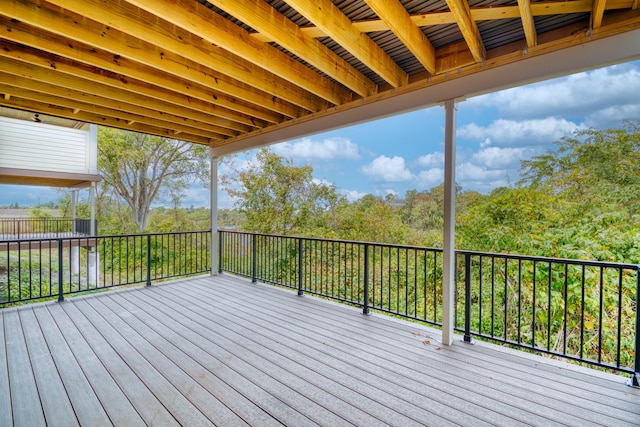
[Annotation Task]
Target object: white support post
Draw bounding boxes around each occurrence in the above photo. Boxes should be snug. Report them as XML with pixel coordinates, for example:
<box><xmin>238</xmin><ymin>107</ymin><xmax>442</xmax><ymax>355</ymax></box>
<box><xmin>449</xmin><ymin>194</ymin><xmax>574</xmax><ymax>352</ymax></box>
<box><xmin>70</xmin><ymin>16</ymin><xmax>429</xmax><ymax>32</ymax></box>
<box><xmin>89</xmin><ymin>183</ymin><xmax>96</xmax><ymax>236</ymax></box>
<box><xmin>210</xmin><ymin>150</ymin><xmax>219</xmax><ymax>275</ymax></box>
<box><xmin>442</xmin><ymin>99</ymin><xmax>457</xmax><ymax>345</ymax></box>
<box><xmin>71</xmin><ymin>190</ymin><xmax>78</xmax><ymax>234</ymax></box>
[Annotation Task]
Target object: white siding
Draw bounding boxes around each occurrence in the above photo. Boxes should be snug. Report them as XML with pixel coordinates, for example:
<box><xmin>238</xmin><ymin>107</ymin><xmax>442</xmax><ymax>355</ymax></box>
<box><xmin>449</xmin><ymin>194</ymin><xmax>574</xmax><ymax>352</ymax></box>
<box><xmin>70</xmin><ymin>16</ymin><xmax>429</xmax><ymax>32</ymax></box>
<box><xmin>0</xmin><ymin>116</ymin><xmax>95</xmax><ymax>174</ymax></box>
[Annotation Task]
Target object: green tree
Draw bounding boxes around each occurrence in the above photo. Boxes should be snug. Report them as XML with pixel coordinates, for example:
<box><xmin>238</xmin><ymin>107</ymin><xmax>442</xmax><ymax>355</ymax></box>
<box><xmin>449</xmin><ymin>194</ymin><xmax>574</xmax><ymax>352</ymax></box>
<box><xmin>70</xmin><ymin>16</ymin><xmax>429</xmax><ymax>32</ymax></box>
<box><xmin>98</xmin><ymin>128</ymin><xmax>209</xmax><ymax>232</ymax></box>
<box><xmin>223</xmin><ymin>148</ymin><xmax>344</xmax><ymax>235</ymax></box>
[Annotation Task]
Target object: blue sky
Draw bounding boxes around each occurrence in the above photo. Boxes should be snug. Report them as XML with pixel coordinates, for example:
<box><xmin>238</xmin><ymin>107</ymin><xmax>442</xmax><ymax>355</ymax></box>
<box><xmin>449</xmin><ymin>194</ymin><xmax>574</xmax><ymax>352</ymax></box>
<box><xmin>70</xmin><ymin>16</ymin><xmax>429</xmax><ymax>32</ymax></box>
<box><xmin>2</xmin><ymin>60</ymin><xmax>640</xmax><ymax>209</ymax></box>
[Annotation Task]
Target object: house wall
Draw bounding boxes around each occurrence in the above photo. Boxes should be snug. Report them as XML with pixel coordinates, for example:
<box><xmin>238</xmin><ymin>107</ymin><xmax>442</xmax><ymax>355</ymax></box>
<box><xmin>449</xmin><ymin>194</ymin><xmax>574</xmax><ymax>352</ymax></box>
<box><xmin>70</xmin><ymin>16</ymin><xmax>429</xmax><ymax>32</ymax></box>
<box><xmin>0</xmin><ymin>116</ymin><xmax>97</xmax><ymax>175</ymax></box>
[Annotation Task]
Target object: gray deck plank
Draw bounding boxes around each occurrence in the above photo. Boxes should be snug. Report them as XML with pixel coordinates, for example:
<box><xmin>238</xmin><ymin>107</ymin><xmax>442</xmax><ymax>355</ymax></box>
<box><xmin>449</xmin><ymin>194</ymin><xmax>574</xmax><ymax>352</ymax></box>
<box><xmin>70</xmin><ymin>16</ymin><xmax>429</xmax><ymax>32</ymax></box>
<box><xmin>43</xmin><ymin>303</ymin><xmax>146</xmax><ymax>427</ymax></box>
<box><xmin>3</xmin><ymin>309</ymin><xmax>46</xmax><ymax>427</ymax></box>
<box><xmin>69</xmin><ymin>298</ymin><xmax>214</xmax><ymax>427</ymax></box>
<box><xmin>84</xmin><ymin>295</ymin><xmax>253</xmax><ymax>427</ymax></box>
<box><xmin>256</xmin><ymin>278</ymin><xmax>640</xmax><ymax>417</ymax></box>
<box><xmin>17</xmin><ymin>308</ymin><xmax>80</xmax><ymax>427</ymax></box>
<box><xmin>178</xmin><ymin>278</ymin><xmax>578</xmax><ymax>427</ymax></box>
<box><xmin>196</xmin><ymin>275</ymin><xmax>640</xmax><ymax>426</ymax></box>
<box><xmin>239</xmin><ymin>276</ymin><xmax>640</xmax><ymax>425</ymax></box>
<box><xmin>120</xmin><ymin>288</ymin><xmax>434</xmax><ymax>427</ymax></box>
<box><xmin>31</xmin><ymin>304</ymin><xmax>123</xmax><ymax>426</ymax></box>
<box><xmin>104</xmin><ymin>292</ymin><xmax>294</xmax><ymax>427</ymax></box>
<box><xmin>0</xmin><ymin>312</ymin><xmax>14</xmax><ymax>427</ymax></box>
<box><xmin>53</xmin><ymin>301</ymin><xmax>180</xmax><ymax>426</ymax></box>
<box><xmin>116</xmin><ymin>289</ymin><xmax>340</xmax><ymax>427</ymax></box>
<box><xmin>158</xmin><ymin>281</ymin><xmax>498</xmax><ymax>427</ymax></box>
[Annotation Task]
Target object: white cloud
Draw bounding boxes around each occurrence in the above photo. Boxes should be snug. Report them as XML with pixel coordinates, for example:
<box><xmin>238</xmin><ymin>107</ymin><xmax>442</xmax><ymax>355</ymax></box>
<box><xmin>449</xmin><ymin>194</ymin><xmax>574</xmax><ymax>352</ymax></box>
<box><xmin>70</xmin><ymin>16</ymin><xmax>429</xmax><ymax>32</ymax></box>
<box><xmin>360</xmin><ymin>155</ymin><xmax>415</xmax><ymax>182</ymax></box>
<box><xmin>458</xmin><ymin>118</ymin><xmax>583</xmax><ymax>147</ymax></box>
<box><xmin>312</xmin><ymin>178</ymin><xmax>333</xmax><ymax>187</ymax></box>
<box><xmin>340</xmin><ymin>189</ymin><xmax>367</xmax><ymax>202</ymax></box>
<box><xmin>273</xmin><ymin>137</ymin><xmax>360</xmax><ymax>160</ymax></box>
<box><xmin>417</xmin><ymin>152</ymin><xmax>444</xmax><ymax>168</ymax></box>
<box><xmin>472</xmin><ymin>146</ymin><xmax>536</xmax><ymax>170</ymax></box>
<box><xmin>467</xmin><ymin>62</ymin><xmax>640</xmax><ymax>127</ymax></box>
<box><xmin>417</xmin><ymin>168</ymin><xmax>444</xmax><ymax>189</ymax></box>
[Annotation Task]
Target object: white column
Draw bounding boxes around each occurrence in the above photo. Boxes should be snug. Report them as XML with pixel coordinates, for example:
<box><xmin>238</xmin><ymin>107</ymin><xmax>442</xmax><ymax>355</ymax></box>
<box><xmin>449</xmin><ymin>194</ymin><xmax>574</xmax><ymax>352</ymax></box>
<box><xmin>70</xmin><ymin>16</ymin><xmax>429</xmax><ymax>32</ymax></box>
<box><xmin>89</xmin><ymin>183</ymin><xmax>96</xmax><ymax>236</ymax></box>
<box><xmin>71</xmin><ymin>190</ymin><xmax>80</xmax><ymax>274</ymax></box>
<box><xmin>71</xmin><ymin>190</ymin><xmax>78</xmax><ymax>234</ymax></box>
<box><xmin>210</xmin><ymin>149</ymin><xmax>219</xmax><ymax>275</ymax></box>
<box><xmin>442</xmin><ymin>99</ymin><xmax>457</xmax><ymax>345</ymax></box>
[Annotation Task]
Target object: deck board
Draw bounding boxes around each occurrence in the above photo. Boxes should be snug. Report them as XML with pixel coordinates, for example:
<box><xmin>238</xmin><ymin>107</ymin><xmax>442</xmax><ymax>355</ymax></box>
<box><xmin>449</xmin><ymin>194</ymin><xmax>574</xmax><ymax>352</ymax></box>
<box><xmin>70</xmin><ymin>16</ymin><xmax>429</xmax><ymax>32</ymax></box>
<box><xmin>179</xmin><ymin>277</ymin><xmax>600</xmax><ymax>427</ymax></box>
<box><xmin>2</xmin><ymin>274</ymin><xmax>640</xmax><ymax>426</ymax></box>
<box><xmin>17</xmin><ymin>308</ymin><xmax>80</xmax><ymax>427</ymax></box>
<box><xmin>3</xmin><ymin>310</ymin><xmax>46</xmax><ymax>427</ymax></box>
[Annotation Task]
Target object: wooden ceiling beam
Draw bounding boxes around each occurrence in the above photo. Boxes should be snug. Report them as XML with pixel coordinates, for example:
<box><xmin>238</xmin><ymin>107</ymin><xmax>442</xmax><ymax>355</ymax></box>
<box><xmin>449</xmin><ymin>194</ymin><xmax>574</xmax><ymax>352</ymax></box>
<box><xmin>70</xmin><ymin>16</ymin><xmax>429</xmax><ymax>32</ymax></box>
<box><xmin>0</xmin><ymin>54</ymin><xmax>255</xmax><ymax>135</ymax></box>
<box><xmin>0</xmin><ymin>41</ymin><xmax>262</xmax><ymax>131</ymax></box>
<box><xmin>592</xmin><ymin>0</ymin><xmax>608</xmax><ymax>28</ymax></box>
<box><xmin>43</xmin><ymin>0</ymin><xmax>328</xmax><ymax>113</ymax></box>
<box><xmin>0</xmin><ymin>2</ymin><xmax>289</xmax><ymax>123</ymax></box>
<box><xmin>444</xmin><ymin>0</ymin><xmax>487</xmax><ymax>64</ymax></box>
<box><xmin>364</xmin><ymin>0</ymin><xmax>436</xmax><ymax>75</ymax></box>
<box><xmin>284</xmin><ymin>0</ymin><xmax>408</xmax><ymax>87</ymax></box>
<box><xmin>125</xmin><ymin>0</ymin><xmax>352</xmax><ymax>106</ymax></box>
<box><xmin>206</xmin><ymin>0</ymin><xmax>376</xmax><ymax>98</ymax></box>
<box><xmin>518</xmin><ymin>0</ymin><xmax>538</xmax><ymax>47</ymax></box>
<box><xmin>249</xmin><ymin>1</ymin><xmax>634</xmax><ymax>40</ymax></box>
<box><xmin>0</xmin><ymin>71</ymin><xmax>235</xmax><ymax>136</ymax></box>
<box><xmin>0</xmin><ymin>75</ymin><xmax>235</xmax><ymax>138</ymax></box>
<box><xmin>0</xmin><ymin>96</ymin><xmax>212</xmax><ymax>145</ymax></box>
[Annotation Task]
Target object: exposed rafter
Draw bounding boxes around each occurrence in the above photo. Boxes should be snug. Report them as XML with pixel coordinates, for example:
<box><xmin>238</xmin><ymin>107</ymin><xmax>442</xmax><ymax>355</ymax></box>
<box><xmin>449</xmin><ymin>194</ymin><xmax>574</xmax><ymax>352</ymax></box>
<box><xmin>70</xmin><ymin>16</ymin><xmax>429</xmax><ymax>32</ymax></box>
<box><xmin>125</xmin><ymin>0</ymin><xmax>352</xmax><ymax>105</ymax></box>
<box><xmin>283</xmin><ymin>0</ymin><xmax>408</xmax><ymax>88</ymax></box>
<box><xmin>0</xmin><ymin>13</ymin><xmax>289</xmax><ymax>124</ymax></box>
<box><xmin>44</xmin><ymin>0</ymin><xmax>329</xmax><ymax>113</ymax></box>
<box><xmin>518</xmin><ymin>0</ymin><xmax>538</xmax><ymax>47</ymax></box>
<box><xmin>207</xmin><ymin>0</ymin><xmax>377</xmax><ymax>98</ymax></box>
<box><xmin>445</xmin><ymin>0</ymin><xmax>486</xmax><ymax>64</ymax></box>
<box><xmin>592</xmin><ymin>0</ymin><xmax>608</xmax><ymax>28</ymax></box>
<box><xmin>364</xmin><ymin>0</ymin><xmax>436</xmax><ymax>75</ymax></box>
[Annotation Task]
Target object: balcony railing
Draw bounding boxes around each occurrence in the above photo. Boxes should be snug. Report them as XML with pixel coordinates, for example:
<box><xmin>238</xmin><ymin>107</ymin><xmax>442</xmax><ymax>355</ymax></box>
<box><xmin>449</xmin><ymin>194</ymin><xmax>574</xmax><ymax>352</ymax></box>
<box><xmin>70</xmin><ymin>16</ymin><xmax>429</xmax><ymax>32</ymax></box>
<box><xmin>0</xmin><ymin>230</ymin><xmax>210</xmax><ymax>305</ymax></box>
<box><xmin>0</xmin><ymin>217</ymin><xmax>98</xmax><ymax>239</ymax></box>
<box><xmin>218</xmin><ymin>230</ymin><xmax>640</xmax><ymax>382</ymax></box>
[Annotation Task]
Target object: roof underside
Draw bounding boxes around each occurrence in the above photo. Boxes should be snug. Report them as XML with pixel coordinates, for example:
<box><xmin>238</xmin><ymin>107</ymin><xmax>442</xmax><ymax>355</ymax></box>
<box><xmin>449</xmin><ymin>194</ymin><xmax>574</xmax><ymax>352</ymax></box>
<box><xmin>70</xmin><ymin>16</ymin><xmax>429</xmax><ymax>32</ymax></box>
<box><xmin>1</xmin><ymin>0</ymin><xmax>639</xmax><ymax>156</ymax></box>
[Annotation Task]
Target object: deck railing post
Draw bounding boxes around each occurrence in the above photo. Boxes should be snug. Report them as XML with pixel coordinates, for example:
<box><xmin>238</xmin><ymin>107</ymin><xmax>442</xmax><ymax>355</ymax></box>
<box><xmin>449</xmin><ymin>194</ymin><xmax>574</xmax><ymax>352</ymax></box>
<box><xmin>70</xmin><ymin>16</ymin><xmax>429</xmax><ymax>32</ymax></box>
<box><xmin>146</xmin><ymin>234</ymin><xmax>152</xmax><ymax>287</ymax></box>
<box><xmin>218</xmin><ymin>231</ymin><xmax>223</xmax><ymax>274</ymax></box>
<box><xmin>464</xmin><ymin>252</ymin><xmax>473</xmax><ymax>343</ymax></box>
<box><xmin>363</xmin><ymin>243</ymin><xmax>370</xmax><ymax>315</ymax></box>
<box><xmin>297</xmin><ymin>238</ymin><xmax>304</xmax><ymax>296</ymax></box>
<box><xmin>251</xmin><ymin>233</ymin><xmax>257</xmax><ymax>283</ymax></box>
<box><xmin>629</xmin><ymin>268</ymin><xmax>640</xmax><ymax>387</ymax></box>
<box><xmin>57</xmin><ymin>239</ymin><xmax>64</xmax><ymax>302</ymax></box>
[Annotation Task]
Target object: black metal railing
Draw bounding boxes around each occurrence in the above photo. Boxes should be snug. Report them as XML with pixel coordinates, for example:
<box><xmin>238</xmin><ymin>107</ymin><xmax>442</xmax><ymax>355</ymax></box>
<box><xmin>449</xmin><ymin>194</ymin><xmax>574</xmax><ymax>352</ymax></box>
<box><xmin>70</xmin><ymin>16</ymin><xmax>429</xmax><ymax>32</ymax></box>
<box><xmin>0</xmin><ymin>230</ymin><xmax>210</xmax><ymax>306</ymax></box>
<box><xmin>219</xmin><ymin>230</ymin><xmax>640</xmax><ymax>379</ymax></box>
<box><xmin>0</xmin><ymin>218</ymin><xmax>98</xmax><ymax>240</ymax></box>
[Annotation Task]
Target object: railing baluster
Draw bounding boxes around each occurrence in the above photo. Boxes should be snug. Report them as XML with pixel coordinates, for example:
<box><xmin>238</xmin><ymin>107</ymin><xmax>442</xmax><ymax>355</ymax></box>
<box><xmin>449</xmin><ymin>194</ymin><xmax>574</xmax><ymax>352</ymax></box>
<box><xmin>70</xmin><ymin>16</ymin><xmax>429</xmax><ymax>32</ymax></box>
<box><xmin>251</xmin><ymin>233</ymin><xmax>257</xmax><ymax>283</ymax></box>
<box><xmin>146</xmin><ymin>234</ymin><xmax>152</xmax><ymax>286</ymax></box>
<box><xmin>57</xmin><ymin>239</ymin><xmax>64</xmax><ymax>302</ymax></box>
<box><xmin>297</xmin><ymin>238</ymin><xmax>304</xmax><ymax>296</ymax></box>
<box><xmin>464</xmin><ymin>253</ymin><xmax>472</xmax><ymax>343</ymax></box>
<box><xmin>363</xmin><ymin>243</ymin><xmax>369</xmax><ymax>315</ymax></box>
<box><xmin>631</xmin><ymin>269</ymin><xmax>640</xmax><ymax>387</ymax></box>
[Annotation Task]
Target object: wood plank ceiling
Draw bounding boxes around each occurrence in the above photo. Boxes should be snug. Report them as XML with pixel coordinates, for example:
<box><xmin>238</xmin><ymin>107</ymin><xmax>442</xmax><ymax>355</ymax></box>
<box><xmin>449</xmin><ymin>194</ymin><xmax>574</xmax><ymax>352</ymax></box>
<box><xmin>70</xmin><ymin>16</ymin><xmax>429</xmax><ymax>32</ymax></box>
<box><xmin>1</xmin><ymin>0</ymin><xmax>639</xmax><ymax>153</ymax></box>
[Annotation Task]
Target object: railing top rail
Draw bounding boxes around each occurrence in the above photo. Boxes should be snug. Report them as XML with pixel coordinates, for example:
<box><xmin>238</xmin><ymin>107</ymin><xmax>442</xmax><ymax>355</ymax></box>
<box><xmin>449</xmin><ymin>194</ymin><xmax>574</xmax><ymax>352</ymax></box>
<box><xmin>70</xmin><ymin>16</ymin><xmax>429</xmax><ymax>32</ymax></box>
<box><xmin>0</xmin><ymin>229</ymin><xmax>210</xmax><ymax>243</ymax></box>
<box><xmin>456</xmin><ymin>248</ymin><xmax>639</xmax><ymax>270</ymax></box>
<box><xmin>217</xmin><ymin>229</ymin><xmax>444</xmax><ymax>253</ymax></box>
<box><xmin>219</xmin><ymin>229</ymin><xmax>639</xmax><ymax>271</ymax></box>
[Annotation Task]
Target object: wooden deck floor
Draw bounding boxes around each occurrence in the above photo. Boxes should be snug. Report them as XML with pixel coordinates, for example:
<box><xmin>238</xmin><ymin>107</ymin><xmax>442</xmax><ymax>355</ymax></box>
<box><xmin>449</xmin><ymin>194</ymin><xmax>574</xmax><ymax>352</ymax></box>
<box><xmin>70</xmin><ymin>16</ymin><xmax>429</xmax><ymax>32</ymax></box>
<box><xmin>1</xmin><ymin>274</ymin><xmax>639</xmax><ymax>426</ymax></box>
